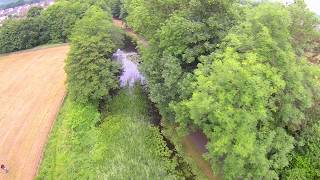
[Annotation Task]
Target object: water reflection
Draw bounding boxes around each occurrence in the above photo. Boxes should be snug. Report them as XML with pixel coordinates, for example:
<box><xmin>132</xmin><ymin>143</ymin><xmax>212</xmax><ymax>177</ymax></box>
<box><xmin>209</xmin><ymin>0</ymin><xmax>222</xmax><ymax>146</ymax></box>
<box><xmin>113</xmin><ymin>49</ymin><xmax>145</xmax><ymax>87</ymax></box>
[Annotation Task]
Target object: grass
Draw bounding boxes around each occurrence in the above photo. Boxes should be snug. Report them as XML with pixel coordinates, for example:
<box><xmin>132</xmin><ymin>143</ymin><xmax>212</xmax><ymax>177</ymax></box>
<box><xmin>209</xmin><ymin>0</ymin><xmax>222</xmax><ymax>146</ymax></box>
<box><xmin>94</xmin><ymin>86</ymin><xmax>178</xmax><ymax>179</ymax></box>
<box><xmin>37</xmin><ymin>86</ymin><xmax>181</xmax><ymax>179</ymax></box>
<box><xmin>37</xmin><ymin>98</ymin><xmax>100</xmax><ymax>179</ymax></box>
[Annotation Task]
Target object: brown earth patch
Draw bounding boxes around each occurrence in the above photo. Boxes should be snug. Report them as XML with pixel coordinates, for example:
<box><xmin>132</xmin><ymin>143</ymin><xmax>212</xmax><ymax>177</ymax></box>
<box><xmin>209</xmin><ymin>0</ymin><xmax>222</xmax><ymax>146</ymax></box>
<box><xmin>0</xmin><ymin>45</ymin><xmax>69</xmax><ymax>180</ymax></box>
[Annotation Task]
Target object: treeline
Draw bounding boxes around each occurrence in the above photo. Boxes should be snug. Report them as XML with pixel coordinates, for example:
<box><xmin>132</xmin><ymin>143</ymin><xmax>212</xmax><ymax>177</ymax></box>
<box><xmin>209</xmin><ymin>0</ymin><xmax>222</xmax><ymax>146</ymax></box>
<box><xmin>0</xmin><ymin>2</ymin><xmax>77</xmax><ymax>53</ymax></box>
<box><xmin>0</xmin><ymin>0</ymin><xmax>114</xmax><ymax>54</ymax></box>
<box><xmin>65</xmin><ymin>4</ymin><xmax>123</xmax><ymax>103</ymax></box>
<box><xmin>121</xmin><ymin>0</ymin><xmax>320</xmax><ymax>179</ymax></box>
<box><xmin>0</xmin><ymin>8</ymin><xmax>47</xmax><ymax>53</ymax></box>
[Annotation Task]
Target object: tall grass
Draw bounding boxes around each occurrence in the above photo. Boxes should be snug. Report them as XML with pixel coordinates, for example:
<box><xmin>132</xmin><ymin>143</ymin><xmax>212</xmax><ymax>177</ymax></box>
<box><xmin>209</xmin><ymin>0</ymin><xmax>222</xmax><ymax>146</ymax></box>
<box><xmin>37</xmin><ymin>98</ymin><xmax>100</xmax><ymax>179</ymax></box>
<box><xmin>93</xmin><ymin>86</ymin><xmax>178</xmax><ymax>179</ymax></box>
<box><xmin>37</xmin><ymin>86</ymin><xmax>180</xmax><ymax>179</ymax></box>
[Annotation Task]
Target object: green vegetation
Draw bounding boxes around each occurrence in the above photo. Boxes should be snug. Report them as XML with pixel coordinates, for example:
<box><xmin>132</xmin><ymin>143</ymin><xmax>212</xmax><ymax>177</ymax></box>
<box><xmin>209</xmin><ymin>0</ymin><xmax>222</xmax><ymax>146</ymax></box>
<box><xmin>37</xmin><ymin>98</ymin><xmax>100</xmax><ymax>179</ymax></box>
<box><xmin>65</xmin><ymin>6</ymin><xmax>123</xmax><ymax>103</ymax></box>
<box><xmin>288</xmin><ymin>0</ymin><xmax>320</xmax><ymax>56</ymax></box>
<box><xmin>38</xmin><ymin>2</ymin><xmax>191</xmax><ymax>178</ymax></box>
<box><xmin>174</xmin><ymin>4</ymin><xmax>319</xmax><ymax>179</ymax></box>
<box><xmin>0</xmin><ymin>0</ymin><xmax>98</xmax><ymax>54</ymax></box>
<box><xmin>139</xmin><ymin>0</ymin><xmax>240</xmax><ymax>121</ymax></box>
<box><xmin>93</xmin><ymin>87</ymin><xmax>179</xmax><ymax>178</ymax></box>
<box><xmin>285</xmin><ymin>121</ymin><xmax>320</xmax><ymax>179</ymax></box>
<box><xmin>38</xmin><ymin>87</ymin><xmax>184</xmax><ymax>179</ymax></box>
<box><xmin>110</xmin><ymin>0</ymin><xmax>126</xmax><ymax>19</ymax></box>
<box><xmin>41</xmin><ymin>1</ymin><xmax>87</xmax><ymax>43</ymax></box>
<box><xmin>0</xmin><ymin>6</ymin><xmax>49</xmax><ymax>53</ymax></box>
<box><xmin>6</xmin><ymin>0</ymin><xmax>318</xmax><ymax>179</ymax></box>
<box><xmin>124</xmin><ymin>0</ymin><xmax>186</xmax><ymax>38</ymax></box>
<box><xmin>122</xmin><ymin>0</ymin><xmax>320</xmax><ymax>179</ymax></box>
<box><xmin>27</xmin><ymin>6</ymin><xmax>43</xmax><ymax>17</ymax></box>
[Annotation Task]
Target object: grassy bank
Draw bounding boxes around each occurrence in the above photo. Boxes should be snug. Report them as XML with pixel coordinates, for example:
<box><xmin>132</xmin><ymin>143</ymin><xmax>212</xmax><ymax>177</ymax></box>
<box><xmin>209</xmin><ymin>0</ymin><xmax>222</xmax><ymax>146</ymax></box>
<box><xmin>161</xmin><ymin>120</ymin><xmax>214</xmax><ymax>180</ymax></box>
<box><xmin>37</xmin><ymin>86</ymin><xmax>183</xmax><ymax>179</ymax></box>
<box><xmin>37</xmin><ymin>98</ymin><xmax>100</xmax><ymax>179</ymax></box>
<box><xmin>94</xmin><ymin>86</ymin><xmax>179</xmax><ymax>179</ymax></box>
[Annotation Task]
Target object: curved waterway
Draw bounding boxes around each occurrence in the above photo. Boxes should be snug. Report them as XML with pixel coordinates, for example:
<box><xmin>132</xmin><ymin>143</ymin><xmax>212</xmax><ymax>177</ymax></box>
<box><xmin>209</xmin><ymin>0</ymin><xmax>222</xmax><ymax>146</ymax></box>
<box><xmin>112</xmin><ymin>49</ymin><xmax>195</xmax><ymax>179</ymax></box>
<box><xmin>113</xmin><ymin>49</ymin><xmax>145</xmax><ymax>87</ymax></box>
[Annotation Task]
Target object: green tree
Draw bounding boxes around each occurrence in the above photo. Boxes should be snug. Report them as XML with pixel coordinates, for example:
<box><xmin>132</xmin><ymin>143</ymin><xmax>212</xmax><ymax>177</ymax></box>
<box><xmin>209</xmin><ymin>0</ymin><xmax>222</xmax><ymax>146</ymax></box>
<box><xmin>284</xmin><ymin>121</ymin><xmax>320</xmax><ymax>179</ymax></box>
<box><xmin>27</xmin><ymin>6</ymin><xmax>43</xmax><ymax>18</ymax></box>
<box><xmin>174</xmin><ymin>3</ymin><xmax>319</xmax><ymax>179</ymax></box>
<box><xmin>42</xmin><ymin>1</ymin><xmax>88</xmax><ymax>43</ymax></box>
<box><xmin>141</xmin><ymin>0</ymin><xmax>240</xmax><ymax>121</ymax></box>
<box><xmin>288</xmin><ymin>0</ymin><xmax>320</xmax><ymax>57</ymax></box>
<box><xmin>65</xmin><ymin>6</ymin><xmax>123</xmax><ymax>103</ymax></box>
<box><xmin>0</xmin><ymin>0</ymin><xmax>92</xmax><ymax>54</ymax></box>
<box><xmin>124</xmin><ymin>0</ymin><xmax>187</xmax><ymax>38</ymax></box>
<box><xmin>0</xmin><ymin>15</ymin><xmax>49</xmax><ymax>53</ymax></box>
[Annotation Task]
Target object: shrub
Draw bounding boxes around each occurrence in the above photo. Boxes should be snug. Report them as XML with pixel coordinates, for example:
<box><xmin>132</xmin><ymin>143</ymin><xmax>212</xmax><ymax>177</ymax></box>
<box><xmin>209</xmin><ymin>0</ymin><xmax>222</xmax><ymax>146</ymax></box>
<box><xmin>65</xmin><ymin>6</ymin><xmax>124</xmax><ymax>103</ymax></box>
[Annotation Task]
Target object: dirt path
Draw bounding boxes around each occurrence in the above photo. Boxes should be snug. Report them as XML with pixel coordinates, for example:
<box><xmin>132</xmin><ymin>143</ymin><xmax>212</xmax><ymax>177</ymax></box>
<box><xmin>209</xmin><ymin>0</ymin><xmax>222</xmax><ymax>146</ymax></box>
<box><xmin>0</xmin><ymin>45</ymin><xmax>69</xmax><ymax>180</ymax></box>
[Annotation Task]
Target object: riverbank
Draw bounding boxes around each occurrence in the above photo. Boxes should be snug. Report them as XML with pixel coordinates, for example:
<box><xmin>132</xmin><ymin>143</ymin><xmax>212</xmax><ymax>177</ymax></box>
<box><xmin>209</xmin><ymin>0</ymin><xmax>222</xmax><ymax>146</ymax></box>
<box><xmin>113</xmin><ymin>18</ymin><xmax>217</xmax><ymax>179</ymax></box>
<box><xmin>38</xmin><ymin>86</ymin><xmax>194</xmax><ymax>179</ymax></box>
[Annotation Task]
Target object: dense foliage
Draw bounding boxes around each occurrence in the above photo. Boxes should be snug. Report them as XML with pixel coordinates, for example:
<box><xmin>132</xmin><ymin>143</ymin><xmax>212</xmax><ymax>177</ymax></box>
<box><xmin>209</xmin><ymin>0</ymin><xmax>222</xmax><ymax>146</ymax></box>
<box><xmin>65</xmin><ymin>6</ymin><xmax>123</xmax><ymax>103</ymax></box>
<box><xmin>37</xmin><ymin>2</ymin><xmax>187</xmax><ymax>177</ymax></box>
<box><xmin>0</xmin><ymin>0</ymin><xmax>91</xmax><ymax>53</ymax></box>
<box><xmin>124</xmin><ymin>0</ymin><xmax>188</xmax><ymax>38</ymax></box>
<box><xmin>41</xmin><ymin>1</ymin><xmax>88</xmax><ymax>43</ymax></box>
<box><xmin>109</xmin><ymin>0</ymin><xmax>126</xmax><ymax>19</ymax></box>
<box><xmin>27</xmin><ymin>6</ymin><xmax>43</xmax><ymax>17</ymax></box>
<box><xmin>139</xmin><ymin>0</ymin><xmax>240</xmax><ymax>120</ymax></box>
<box><xmin>123</xmin><ymin>0</ymin><xmax>320</xmax><ymax>179</ymax></box>
<box><xmin>174</xmin><ymin>4</ymin><xmax>319</xmax><ymax>178</ymax></box>
<box><xmin>6</xmin><ymin>0</ymin><xmax>319</xmax><ymax>179</ymax></box>
<box><xmin>285</xmin><ymin>121</ymin><xmax>320</xmax><ymax>179</ymax></box>
<box><xmin>0</xmin><ymin>16</ymin><xmax>48</xmax><ymax>53</ymax></box>
<box><xmin>288</xmin><ymin>0</ymin><xmax>320</xmax><ymax>57</ymax></box>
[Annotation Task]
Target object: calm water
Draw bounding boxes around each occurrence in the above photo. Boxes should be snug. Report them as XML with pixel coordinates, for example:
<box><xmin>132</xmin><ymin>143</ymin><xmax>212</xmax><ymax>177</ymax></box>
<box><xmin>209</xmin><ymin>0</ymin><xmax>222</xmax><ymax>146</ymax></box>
<box><xmin>113</xmin><ymin>49</ymin><xmax>145</xmax><ymax>87</ymax></box>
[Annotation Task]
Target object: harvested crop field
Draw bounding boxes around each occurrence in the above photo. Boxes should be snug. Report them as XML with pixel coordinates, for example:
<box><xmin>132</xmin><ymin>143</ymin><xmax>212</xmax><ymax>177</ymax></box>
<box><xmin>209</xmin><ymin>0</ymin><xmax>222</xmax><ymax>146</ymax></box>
<box><xmin>0</xmin><ymin>45</ymin><xmax>69</xmax><ymax>180</ymax></box>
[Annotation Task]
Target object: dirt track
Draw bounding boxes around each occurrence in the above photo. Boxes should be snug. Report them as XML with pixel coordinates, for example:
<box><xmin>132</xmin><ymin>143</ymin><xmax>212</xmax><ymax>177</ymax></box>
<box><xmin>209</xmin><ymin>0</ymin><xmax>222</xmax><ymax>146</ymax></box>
<box><xmin>0</xmin><ymin>45</ymin><xmax>69</xmax><ymax>180</ymax></box>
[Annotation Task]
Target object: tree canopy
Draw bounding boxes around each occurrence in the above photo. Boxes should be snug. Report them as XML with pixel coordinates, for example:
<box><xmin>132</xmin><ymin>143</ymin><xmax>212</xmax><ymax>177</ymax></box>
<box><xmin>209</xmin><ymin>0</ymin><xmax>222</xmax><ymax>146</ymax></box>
<box><xmin>0</xmin><ymin>0</ymin><xmax>91</xmax><ymax>53</ymax></box>
<box><xmin>139</xmin><ymin>0</ymin><xmax>241</xmax><ymax>121</ymax></box>
<box><xmin>65</xmin><ymin>6</ymin><xmax>123</xmax><ymax>103</ymax></box>
<box><xmin>124</xmin><ymin>0</ymin><xmax>320</xmax><ymax>179</ymax></box>
<box><xmin>174</xmin><ymin>2</ymin><xmax>320</xmax><ymax>179</ymax></box>
<box><xmin>1</xmin><ymin>0</ymin><xmax>319</xmax><ymax>179</ymax></box>
<box><xmin>0</xmin><ymin>15</ymin><xmax>48</xmax><ymax>53</ymax></box>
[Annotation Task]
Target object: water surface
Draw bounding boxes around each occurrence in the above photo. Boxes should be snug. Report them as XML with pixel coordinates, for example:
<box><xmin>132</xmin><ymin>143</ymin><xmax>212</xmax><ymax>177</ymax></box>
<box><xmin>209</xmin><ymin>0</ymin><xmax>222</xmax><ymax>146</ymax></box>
<box><xmin>113</xmin><ymin>49</ymin><xmax>145</xmax><ymax>87</ymax></box>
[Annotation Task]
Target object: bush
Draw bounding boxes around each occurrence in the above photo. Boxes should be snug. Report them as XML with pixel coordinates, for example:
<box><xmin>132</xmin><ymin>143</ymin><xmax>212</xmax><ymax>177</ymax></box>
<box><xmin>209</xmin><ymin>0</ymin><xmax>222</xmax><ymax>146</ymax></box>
<box><xmin>42</xmin><ymin>1</ymin><xmax>88</xmax><ymax>43</ymax></box>
<box><xmin>284</xmin><ymin>122</ymin><xmax>320</xmax><ymax>179</ymax></box>
<box><xmin>65</xmin><ymin>6</ymin><xmax>124</xmax><ymax>103</ymax></box>
<box><xmin>0</xmin><ymin>16</ymin><xmax>49</xmax><ymax>53</ymax></box>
